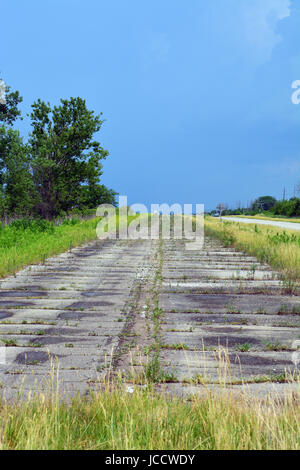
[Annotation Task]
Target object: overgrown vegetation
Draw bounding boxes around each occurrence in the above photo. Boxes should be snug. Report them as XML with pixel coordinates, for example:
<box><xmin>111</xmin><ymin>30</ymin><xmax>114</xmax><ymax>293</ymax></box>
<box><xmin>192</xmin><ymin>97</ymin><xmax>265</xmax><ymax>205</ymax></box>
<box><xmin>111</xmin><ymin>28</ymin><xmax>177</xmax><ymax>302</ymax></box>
<box><xmin>205</xmin><ymin>217</ymin><xmax>300</xmax><ymax>281</ymax></box>
<box><xmin>0</xmin><ymin>380</ymin><xmax>299</xmax><ymax>450</ymax></box>
<box><xmin>0</xmin><ymin>211</ymin><xmax>139</xmax><ymax>278</ymax></box>
<box><xmin>0</xmin><ymin>217</ymin><xmax>100</xmax><ymax>277</ymax></box>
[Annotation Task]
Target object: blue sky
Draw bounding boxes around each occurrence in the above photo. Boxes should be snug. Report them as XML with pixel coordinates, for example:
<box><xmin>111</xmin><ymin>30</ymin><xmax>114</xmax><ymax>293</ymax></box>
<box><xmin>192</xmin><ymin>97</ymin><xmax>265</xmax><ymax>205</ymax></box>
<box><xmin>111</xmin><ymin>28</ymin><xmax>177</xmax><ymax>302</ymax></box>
<box><xmin>1</xmin><ymin>0</ymin><xmax>299</xmax><ymax>211</ymax></box>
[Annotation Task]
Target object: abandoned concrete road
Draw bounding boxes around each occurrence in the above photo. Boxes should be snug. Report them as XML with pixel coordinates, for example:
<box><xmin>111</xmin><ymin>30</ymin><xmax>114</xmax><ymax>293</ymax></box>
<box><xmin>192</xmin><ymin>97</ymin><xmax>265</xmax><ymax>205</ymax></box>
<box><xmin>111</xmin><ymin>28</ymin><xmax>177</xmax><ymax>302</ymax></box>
<box><xmin>0</xmin><ymin>235</ymin><xmax>300</xmax><ymax>400</ymax></box>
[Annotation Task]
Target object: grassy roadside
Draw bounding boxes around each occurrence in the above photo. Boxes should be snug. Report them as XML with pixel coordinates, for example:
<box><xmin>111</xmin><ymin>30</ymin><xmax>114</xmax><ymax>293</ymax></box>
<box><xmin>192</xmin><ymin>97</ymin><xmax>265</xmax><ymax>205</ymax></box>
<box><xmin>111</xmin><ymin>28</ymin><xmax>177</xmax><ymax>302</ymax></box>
<box><xmin>225</xmin><ymin>214</ymin><xmax>300</xmax><ymax>224</ymax></box>
<box><xmin>205</xmin><ymin>216</ymin><xmax>300</xmax><ymax>281</ymax></box>
<box><xmin>0</xmin><ymin>214</ymin><xmax>140</xmax><ymax>278</ymax></box>
<box><xmin>0</xmin><ymin>381</ymin><xmax>299</xmax><ymax>450</ymax></box>
<box><xmin>0</xmin><ymin>218</ymin><xmax>101</xmax><ymax>278</ymax></box>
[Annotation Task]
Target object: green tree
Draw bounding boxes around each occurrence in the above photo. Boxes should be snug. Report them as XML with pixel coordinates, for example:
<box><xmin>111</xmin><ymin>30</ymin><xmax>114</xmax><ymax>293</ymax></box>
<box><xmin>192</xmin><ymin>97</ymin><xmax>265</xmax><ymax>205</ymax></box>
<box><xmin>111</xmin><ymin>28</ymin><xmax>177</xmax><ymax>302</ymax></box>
<box><xmin>0</xmin><ymin>81</ymin><xmax>115</xmax><ymax>220</ymax></box>
<box><xmin>78</xmin><ymin>184</ymin><xmax>118</xmax><ymax>209</ymax></box>
<box><xmin>0</xmin><ymin>128</ymin><xmax>34</xmax><ymax>218</ymax></box>
<box><xmin>0</xmin><ymin>79</ymin><xmax>32</xmax><ymax>218</ymax></box>
<box><xmin>29</xmin><ymin>97</ymin><xmax>109</xmax><ymax>219</ymax></box>
<box><xmin>273</xmin><ymin>198</ymin><xmax>300</xmax><ymax>217</ymax></box>
<box><xmin>252</xmin><ymin>196</ymin><xmax>277</xmax><ymax>212</ymax></box>
<box><xmin>0</xmin><ymin>79</ymin><xmax>23</xmax><ymax>125</ymax></box>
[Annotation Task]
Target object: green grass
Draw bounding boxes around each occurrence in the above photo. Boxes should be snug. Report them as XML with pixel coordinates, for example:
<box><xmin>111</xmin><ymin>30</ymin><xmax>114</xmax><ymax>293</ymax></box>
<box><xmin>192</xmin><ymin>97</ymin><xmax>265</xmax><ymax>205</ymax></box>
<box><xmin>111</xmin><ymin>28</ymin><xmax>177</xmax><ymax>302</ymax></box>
<box><xmin>235</xmin><ymin>343</ymin><xmax>251</xmax><ymax>352</ymax></box>
<box><xmin>1</xmin><ymin>215</ymin><xmax>300</xmax><ymax>449</ymax></box>
<box><xmin>0</xmin><ymin>217</ymin><xmax>100</xmax><ymax>278</ymax></box>
<box><xmin>0</xmin><ymin>382</ymin><xmax>299</xmax><ymax>450</ymax></box>
<box><xmin>161</xmin><ymin>343</ymin><xmax>189</xmax><ymax>350</ymax></box>
<box><xmin>205</xmin><ymin>216</ymin><xmax>300</xmax><ymax>281</ymax></box>
<box><xmin>0</xmin><ymin>214</ymin><xmax>138</xmax><ymax>278</ymax></box>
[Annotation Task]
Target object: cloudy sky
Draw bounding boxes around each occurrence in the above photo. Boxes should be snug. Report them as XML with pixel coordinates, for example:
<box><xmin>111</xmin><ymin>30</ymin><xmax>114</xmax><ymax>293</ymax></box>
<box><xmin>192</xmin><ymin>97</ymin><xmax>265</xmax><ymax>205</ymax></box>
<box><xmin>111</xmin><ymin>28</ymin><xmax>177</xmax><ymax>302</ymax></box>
<box><xmin>1</xmin><ymin>0</ymin><xmax>300</xmax><ymax>210</ymax></box>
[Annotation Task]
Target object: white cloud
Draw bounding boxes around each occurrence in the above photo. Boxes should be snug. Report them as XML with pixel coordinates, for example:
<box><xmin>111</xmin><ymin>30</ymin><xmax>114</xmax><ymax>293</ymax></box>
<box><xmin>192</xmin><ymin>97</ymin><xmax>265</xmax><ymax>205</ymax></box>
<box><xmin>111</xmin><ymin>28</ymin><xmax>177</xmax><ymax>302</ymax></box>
<box><xmin>241</xmin><ymin>0</ymin><xmax>291</xmax><ymax>64</ymax></box>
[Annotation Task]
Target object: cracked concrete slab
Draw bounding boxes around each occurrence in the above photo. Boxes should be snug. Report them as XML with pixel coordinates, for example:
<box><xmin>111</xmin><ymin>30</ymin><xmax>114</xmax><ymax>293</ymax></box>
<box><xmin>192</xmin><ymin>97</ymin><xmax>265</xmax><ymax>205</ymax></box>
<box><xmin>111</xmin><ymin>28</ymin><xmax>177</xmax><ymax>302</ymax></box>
<box><xmin>159</xmin><ymin>237</ymin><xmax>300</xmax><ymax>394</ymax></box>
<box><xmin>0</xmin><ymin>238</ymin><xmax>155</xmax><ymax>399</ymax></box>
<box><xmin>0</xmin><ymin>232</ymin><xmax>299</xmax><ymax>402</ymax></box>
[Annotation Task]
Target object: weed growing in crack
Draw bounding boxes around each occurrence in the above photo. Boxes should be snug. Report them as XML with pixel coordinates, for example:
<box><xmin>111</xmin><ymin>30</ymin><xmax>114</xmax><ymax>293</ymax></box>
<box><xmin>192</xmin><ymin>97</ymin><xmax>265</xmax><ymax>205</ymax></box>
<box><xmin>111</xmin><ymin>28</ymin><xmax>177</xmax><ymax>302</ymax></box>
<box><xmin>235</xmin><ymin>343</ymin><xmax>251</xmax><ymax>352</ymax></box>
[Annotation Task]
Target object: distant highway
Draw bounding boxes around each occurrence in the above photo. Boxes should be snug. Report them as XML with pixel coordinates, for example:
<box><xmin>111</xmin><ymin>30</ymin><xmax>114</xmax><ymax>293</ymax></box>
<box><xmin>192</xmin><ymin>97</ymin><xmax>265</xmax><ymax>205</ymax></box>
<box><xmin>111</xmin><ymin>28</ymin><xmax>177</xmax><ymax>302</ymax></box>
<box><xmin>222</xmin><ymin>217</ymin><xmax>300</xmax><ymax>231</ymax></box>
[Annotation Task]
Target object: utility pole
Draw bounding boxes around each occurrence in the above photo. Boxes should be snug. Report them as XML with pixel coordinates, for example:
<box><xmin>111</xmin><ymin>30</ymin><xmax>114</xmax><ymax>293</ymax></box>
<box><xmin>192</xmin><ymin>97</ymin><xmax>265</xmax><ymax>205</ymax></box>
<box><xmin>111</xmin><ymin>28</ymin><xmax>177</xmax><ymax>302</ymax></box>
<box><xmin>216</xmin><ymin>203</ymin><xmax>228</xmax><ymax>221</ymax></box>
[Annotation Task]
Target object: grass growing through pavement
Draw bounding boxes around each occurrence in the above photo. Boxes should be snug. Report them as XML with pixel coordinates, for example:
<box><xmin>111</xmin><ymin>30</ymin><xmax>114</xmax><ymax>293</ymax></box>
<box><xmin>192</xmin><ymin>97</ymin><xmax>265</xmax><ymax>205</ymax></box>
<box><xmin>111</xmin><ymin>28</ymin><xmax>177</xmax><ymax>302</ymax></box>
<box><xmin>1</xmin><ymin>215</ymin><xmax>300</xmax><ymax>449</ymax></box>
<box><xmin>205</xmin><ymin>216</ymin><xmax>300</xmax><ymax>281</ymax></box>
<box><xmin>0</xmin><ymin>381</ymin><xmax>299</xmax><ymax>450</ymax></box>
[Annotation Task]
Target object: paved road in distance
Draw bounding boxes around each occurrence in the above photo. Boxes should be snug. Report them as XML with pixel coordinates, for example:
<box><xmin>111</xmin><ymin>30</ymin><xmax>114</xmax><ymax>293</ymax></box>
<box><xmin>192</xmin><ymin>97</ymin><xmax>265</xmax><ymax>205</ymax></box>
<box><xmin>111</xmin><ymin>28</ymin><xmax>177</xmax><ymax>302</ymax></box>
<box><xmin>223</xmin><ymin>217</ymin><xmax>300</xmax><ymax>231</ymax></box>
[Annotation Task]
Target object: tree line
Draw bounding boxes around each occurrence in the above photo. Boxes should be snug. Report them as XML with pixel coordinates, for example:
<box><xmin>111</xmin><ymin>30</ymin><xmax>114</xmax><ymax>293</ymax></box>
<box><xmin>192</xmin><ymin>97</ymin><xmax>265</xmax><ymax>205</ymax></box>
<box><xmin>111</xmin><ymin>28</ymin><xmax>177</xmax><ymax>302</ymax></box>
<box><xmin>213</xmin><ymin>195</ymin><xmax>300</xmax><ymax>218</ymax></box>
<box><xmin>0</xmin><ymin>78</ymin><xmax>117</xmax><ymax>221</ymax></box>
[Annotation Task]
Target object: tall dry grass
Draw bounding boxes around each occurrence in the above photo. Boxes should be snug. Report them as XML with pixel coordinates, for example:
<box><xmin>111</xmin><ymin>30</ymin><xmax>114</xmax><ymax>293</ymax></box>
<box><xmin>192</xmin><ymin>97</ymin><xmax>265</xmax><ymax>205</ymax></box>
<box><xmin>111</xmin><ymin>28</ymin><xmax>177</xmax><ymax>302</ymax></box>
<box><xmin>0</xmin><ymin>375</ymin><xmax>299</xmax><ymax>450</ymax></box>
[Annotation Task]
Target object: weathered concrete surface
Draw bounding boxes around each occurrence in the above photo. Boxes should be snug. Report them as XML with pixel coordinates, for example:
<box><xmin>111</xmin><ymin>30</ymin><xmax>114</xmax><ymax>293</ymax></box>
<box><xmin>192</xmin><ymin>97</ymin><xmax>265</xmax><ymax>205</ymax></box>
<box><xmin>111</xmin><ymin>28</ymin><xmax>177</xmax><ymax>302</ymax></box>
<box><xmin>0</xmin><ymin>238</ymin><xmax>156</xmax><ymax>399</ymax></box>
<box><xmin>159</xmin><ymin>237</ymin><xmax>300</xmax><ymax>397</ymax></box>
<box><xmin>0</xmin><ymin>233</ymin><xmax>299</xmax><ymax>401</ymax></box>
